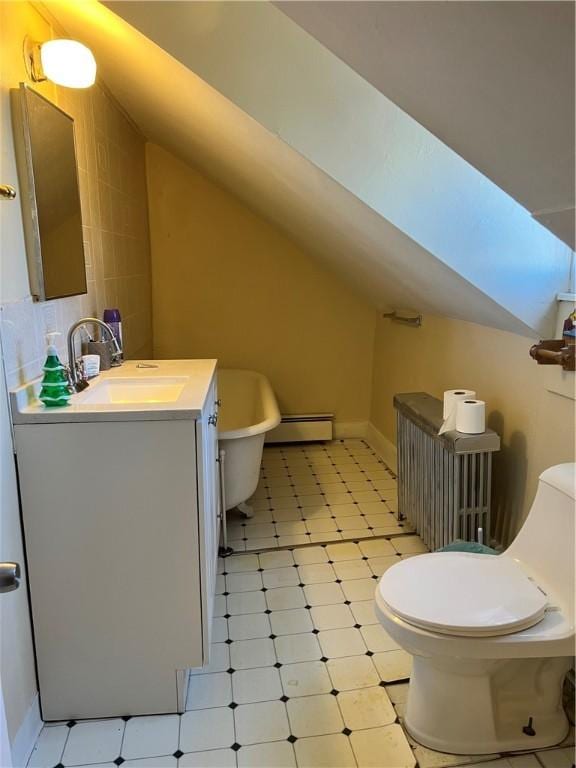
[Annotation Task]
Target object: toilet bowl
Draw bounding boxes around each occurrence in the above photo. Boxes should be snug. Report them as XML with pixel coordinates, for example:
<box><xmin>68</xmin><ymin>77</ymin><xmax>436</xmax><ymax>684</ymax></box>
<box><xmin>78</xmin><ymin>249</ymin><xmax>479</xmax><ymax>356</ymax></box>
<box><xmin>375</xmin><ymin>463</ymin><xmax>575</xmax><ymax>755</ymax></box>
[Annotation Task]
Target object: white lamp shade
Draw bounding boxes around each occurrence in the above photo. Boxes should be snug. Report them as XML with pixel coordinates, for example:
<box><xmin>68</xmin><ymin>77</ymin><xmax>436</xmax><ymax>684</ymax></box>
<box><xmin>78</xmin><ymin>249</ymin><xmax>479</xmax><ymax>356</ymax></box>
<box><xmin>40</xmin><ymin>39</ymin><xmax>97</xmax><ymax>88</ymax></box>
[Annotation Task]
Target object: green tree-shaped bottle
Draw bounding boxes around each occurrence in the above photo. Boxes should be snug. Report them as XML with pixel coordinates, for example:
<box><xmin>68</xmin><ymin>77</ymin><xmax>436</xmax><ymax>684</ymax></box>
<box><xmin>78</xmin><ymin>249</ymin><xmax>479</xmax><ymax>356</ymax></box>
<box><xmin>39</xmin><ymin>332</ymin><xmax>71</xmax><ymax>408</ymax></box>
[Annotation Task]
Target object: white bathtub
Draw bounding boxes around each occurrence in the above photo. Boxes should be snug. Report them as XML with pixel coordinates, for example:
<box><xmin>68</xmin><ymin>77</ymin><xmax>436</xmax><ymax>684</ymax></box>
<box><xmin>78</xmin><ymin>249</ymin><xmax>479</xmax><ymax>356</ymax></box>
<box><xmin>218</xmin><ymin>369</ymin><xmax>281</xmax><ymax>512</ymax></box>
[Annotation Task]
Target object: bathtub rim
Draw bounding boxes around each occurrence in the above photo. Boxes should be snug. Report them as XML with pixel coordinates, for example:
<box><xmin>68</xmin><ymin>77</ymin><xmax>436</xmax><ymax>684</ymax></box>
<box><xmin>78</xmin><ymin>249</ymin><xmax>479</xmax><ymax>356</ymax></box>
<box><xmin>217</xmin><ymin>368</ymin><xmax>281</xmax><ymax>441</ymax></box>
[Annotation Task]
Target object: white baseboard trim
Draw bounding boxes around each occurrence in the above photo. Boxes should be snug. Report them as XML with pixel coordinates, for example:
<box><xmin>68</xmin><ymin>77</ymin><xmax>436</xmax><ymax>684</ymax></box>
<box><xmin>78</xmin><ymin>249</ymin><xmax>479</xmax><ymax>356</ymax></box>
<box><xmin>333</xmin><ymin>421</ymin><xmax>368</xmax><ymax>440</ymax></box>
<box><xmin>365</xmin><ymin>422</ymin><xmax>397</xmax><ymax>472</ymax></box>
<box><xmin>11</xmin><ymin>693</ymin><xmax>42</xmax><ymax>768</ymax></box>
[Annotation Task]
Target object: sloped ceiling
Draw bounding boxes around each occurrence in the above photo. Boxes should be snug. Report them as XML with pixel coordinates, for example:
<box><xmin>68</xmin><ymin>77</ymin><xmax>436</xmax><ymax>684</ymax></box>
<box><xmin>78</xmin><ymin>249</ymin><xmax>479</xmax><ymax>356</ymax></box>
<box><xmin>44</xmin><ymin>1</ymin><xmax>573</xmax><ymax>339</ymax></box>
<box><xmin>276</xmin><ymin>1</ymin><xmax>576</xmax><ymax>249</ymax></box>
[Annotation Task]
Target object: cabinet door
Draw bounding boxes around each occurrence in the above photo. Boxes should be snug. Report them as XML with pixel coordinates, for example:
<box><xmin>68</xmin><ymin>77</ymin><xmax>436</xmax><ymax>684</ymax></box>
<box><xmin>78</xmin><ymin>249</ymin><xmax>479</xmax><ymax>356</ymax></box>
<box><xmin>196</xmin><ymin>375</ymin><xmax>220</xmax><ymax>656</ymax></box>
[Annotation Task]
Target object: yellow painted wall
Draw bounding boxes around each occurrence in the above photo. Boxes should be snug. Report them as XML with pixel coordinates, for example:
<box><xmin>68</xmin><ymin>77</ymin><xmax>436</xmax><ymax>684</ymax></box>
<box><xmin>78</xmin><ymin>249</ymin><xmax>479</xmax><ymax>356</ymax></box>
<box><xmin>146</xmin><ymin>143</ymin><xmax>377</xmax><ymax>423</ymax></box>
<box><xmin>371</xmin><ymin>314</ymin><xmax>575</xmax><ymax>544</ymax></box>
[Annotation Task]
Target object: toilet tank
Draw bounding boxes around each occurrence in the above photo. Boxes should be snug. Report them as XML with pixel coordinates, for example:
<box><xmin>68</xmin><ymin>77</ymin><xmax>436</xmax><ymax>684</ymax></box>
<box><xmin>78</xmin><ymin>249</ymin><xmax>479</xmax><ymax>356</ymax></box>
<box><xmin>506</xmin><ymin>463</ymin><xmax>575</xmax><ymax>613</ymax></box>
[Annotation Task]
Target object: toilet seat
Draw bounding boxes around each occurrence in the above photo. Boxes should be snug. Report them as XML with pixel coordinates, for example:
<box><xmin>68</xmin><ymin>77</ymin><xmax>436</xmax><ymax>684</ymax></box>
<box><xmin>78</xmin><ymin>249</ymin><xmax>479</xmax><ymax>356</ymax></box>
<box><xmin>378</xmin><ymin>552</ymin><xmax>548</xmax><ymax>637</ymax></box>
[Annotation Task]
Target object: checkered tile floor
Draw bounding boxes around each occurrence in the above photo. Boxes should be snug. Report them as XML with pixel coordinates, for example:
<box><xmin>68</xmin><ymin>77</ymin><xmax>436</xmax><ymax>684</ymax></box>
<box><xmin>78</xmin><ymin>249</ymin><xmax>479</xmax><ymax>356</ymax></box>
<box><xmin>29</xmin><ymin>541</ymin><xmax>573</xmax><ymax>768</ymax></box>
<box><xmin>226</xmin><ymin>440</ymin><xmax>413</xmax><ymax>552</ymax></box>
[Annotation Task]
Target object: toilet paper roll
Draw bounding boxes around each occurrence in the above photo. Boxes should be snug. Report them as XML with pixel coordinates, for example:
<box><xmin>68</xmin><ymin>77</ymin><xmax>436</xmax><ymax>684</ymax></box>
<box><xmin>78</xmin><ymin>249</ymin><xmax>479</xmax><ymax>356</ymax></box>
<box><xmin>443</xmin><ymin>389</ymin><xmax>476</xmax><ymax>419</ymax></box>
<box><xmin>456</xmin><ymin>399</ymin><xmax>486</xmax><ymax>434</ymax></box>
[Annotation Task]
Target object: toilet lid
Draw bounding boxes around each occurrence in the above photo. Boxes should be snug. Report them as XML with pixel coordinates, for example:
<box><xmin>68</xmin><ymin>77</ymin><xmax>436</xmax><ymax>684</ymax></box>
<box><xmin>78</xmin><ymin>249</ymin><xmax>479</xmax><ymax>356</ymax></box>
<box><xmin>378</xmin><ymin>553</ymin><xmax>548</xmax><ymax>637</ymax></box>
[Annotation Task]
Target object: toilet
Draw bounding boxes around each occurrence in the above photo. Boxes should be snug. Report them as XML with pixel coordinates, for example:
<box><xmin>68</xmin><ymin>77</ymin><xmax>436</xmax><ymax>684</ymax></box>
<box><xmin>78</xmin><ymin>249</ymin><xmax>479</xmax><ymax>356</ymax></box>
<box><xmin>375</xmin><ymin>463</ymin><xmax>575</xmax><ymax>755</ymax></box>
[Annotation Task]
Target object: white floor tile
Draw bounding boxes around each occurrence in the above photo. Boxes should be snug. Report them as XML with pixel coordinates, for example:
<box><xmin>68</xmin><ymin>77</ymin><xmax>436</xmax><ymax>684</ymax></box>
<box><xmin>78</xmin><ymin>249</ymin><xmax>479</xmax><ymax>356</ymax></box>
<box><xmin>237</xmin><ymin>740</ymin><xmax>296</xmax><ymax>768</ymax></box>
<box><xmin>351</xmin><ymin>491</ymin><xmax>381</xmax><ymax>503</ymax></box>
<box><xmin>367</xmin><ymin>555</ymin><xmax>401</xmax><ymax>577</ymax></box>
<box><xmin>357</xmin><ymin>502</ymin><xmax>392</xmax><ymax>517</ymax></box>
<box><xmin>266</xmin><ymin>586</ymin><xmax>306</xmax><ymax>611</ymax></box>
<box><xmin>270</xmin><ymin>607</ymin><xmax>314</xmax><ymax>636</ymax></box>
<box><xmin>278</xmin><ymin>534</ymin><xmax>311</xmax><ymax>547</ymax></box>
<box><xmin>28</xmin><ymin>725</ymin><xmax>68</xmax><ymax>768</ymax></box>
<box><xmin>338</xmin><ymin>686</ymin><xmax>396</xmax><ymax>730</ymax></box>
<box><xmin>328</xmin><ymin>503</ymin><xmax>363</xmax><ymax>518</ymax></box>
<box><xmin>392</xmin><ymin>537</ymin><xmax>428</xmax><ymax>554</ymax></box>
<box><xmin>336</xmin><ymin>516</ymin><xmax>369</xmax><ymax>531</ymax></box>
<box><xmin>224</xmin><ymin>555</ymin><xmax>260</xmax><ymax>574</ymax></box>
<box><xmin>310</xmin><ymin>604</ymin><xmax>355</xmax><ymax>630</ymax></box>
<box><xmin>310</xmin><ymin>532</ymin><xmax>343</xmax><ymax>543</ymax></box>
<box><xmin>62</xmin><ymin>720</ymin><xmax>124</xmax><ymax>766</ymax></box>
<box><xmin>373</xmin><ymin>650</ymin><xmax>413</xmax><ymax>681</ymax></box>
<box><xmin>234</xmin><ymin>700</ymin><xmax>290</xmax><ymax>745</ymax></box>
<box><xmin>263</xmin><ymin>567</ymin><xmax>300</xmax><ymax>588</ymax></box>
<box><xmin>333</xmin><ymin>559</ymin><xmax>372</xmax><ymax>580</ymax></box>
<box><xmin>361</xmin><ymin>624</ymin><xmax>400</xmax><ymax>652</ymax></box>
<box><xmin>226</xmin><ymin>572</ymin><xmax>263</xmax><ymax>593</ymax></box>
<box><xmin>350</xmin><ymin>600</ymin><xmax>379</xmax><ymax>626</ymax></box>
<box><xmin>287</xmin><ymin>694</ymin><xmax>343</xmax><ymax>737</ymax></box>
<box><xmin>245</xmin><ymin>537</ymin><xmax>278</xmax><ymax>551</ymax></box>
<box><xmin>299</xmin><ymin>495</ymin><xmax>327</xmax><ymax>508</ymax></box>
<box><xmin>179</xmin><ymin>749</ymin><xmax>236</xmax><ymax>768</ymax></box>
<box><xmin>325</xmin><ymin>542</ymin><xmax>362</xmax><ymax>561</ymax></box>
<box><xmin>341</xmin><ymin>578</ymin><xmax>378</xmax><ymax>602</ymax></box>
<box><xmin>230</xmin><ymin>638</ymin><xmax>276</xmax><ymax>670</ymax></box>
<box><xmin>190</xmin><ymin>643</ymin><xmax>230</xmax><ymax>675</ymax></box>
<box><xmin>412</xmin><ymin>744</ymin><xmax>499</xmax><ymax>768</ymax></box>
<box><xmin>122</xmin><ymin>757</ymin><xmax>176</xmax><ymax>768</ymax></box>
<box><xmin>294</xmin><ymin>733</ymin><xmax>356</xmax><ymax>768</ymax></box>
<box><xmin>275</xmin><ymin>632</ymin><xmax>322</xmax><ymax>663</ymax></box>
<box><xmin>507</xmin><ymin>756</ymin><xmax>541</xmax><ymax>768</ymax></box>
<box><xmin>187</xmin><ymin>673</ymin><xmax>232</xmax><ymax>710</ymax></box>
<box><xmin>350</xmin><ymin>724</ymin><xmax>416</xmax><ymax>768</ymax></box>
<box><xmin>297</xmin><ymin>564</ymin><xmax>336</xmax><ymax>584</ymax></box>
<box><xmin>227</xmin><ymin>590</ymin><xmax>267</xmax><ymax>616</ymax></box>
<box><xmin>276</xmin><ymin>521</ymin><xmax>308</xmax><ymax>536</ymax></box>
<box><xmin>324</xmin><ymin>492</ymin><xmax>353</xmax><ymax>505</ymax></box>
<box><xmin>122</xmin><ymin>715</ymin><xmax>179</xmax><ymax>760</ymax></box>
<box><xmin>302</xmin><ymin>505</ymin><xmax>334</xmax><ymax>519</ymax></box>
<box><xmin>318</xmin><ymin>627</ymin><xmax>367</xmax><ymax>658</ymax></box>
<box><xmin>280</xmin><ymin>660</ymin><xmax>333</xmax><ymax>698</ymax></box>
<box><xmin>228</xmin><ymin>540</ymin><xmax>246</xmax><ymax>552</ymax></box>
<box><xmin>180</xmin><ymin>708</ymin><xmax>235</xmax><ymax>753</ymax></box>
<box><xmin>228</xmin><ymin>613</ymin><xmax>271</xmax><ymax>640</ymax></box>
<box><xmin>537</xmin><ymin>748</ymin><xmax>576</xmax><ymax>768</ymax></box>
<box><xmin>327</xmin><ymin>655</ymin><xmax>380</xmax><ymax>691</ymax></box>
<box><xmin>213</xmin><ymin>595</ymin><xmax>226</xmax><ymax>618</ymax></box>
<box><xmin>273</xmin><ymin>508</ymin><xmax>304</xmax><ymax>522</ymax></box>
<box><xmin>293</xmin><ymin>547</ymin><xmax>329</xmax><ymax>565</ymax></box>
<box><xmin>364</xmin><ymin>513</ymin><xmax>399</xmax><ymax>528</ymax></box>
<box><xmin>305</xmin><ymin>518</ymin><xmax>339</xmax><ymax>533</ymax></box>
<box><xmin>358</xmin><ymin>538</ymin><xmax>396</xmax><ymax>557</ymax></box>
<box><xmin>272</xmin><ymin>498</ymin><xmax>300</xmax><ymax>510</ymax></box>
<box><xmin>232</xmin><ymin>666</ymin><xmax>283</xmax><ymax>704</ymax></box>
<box><xmin>259</xmin><ymin>550</ymin><xmax>295</xmax><ymax>569</ymax></box>
<box><xmin>304</xmin><ymin>582</ymin><xmax>346</xmax><ymax>606</ymax></box>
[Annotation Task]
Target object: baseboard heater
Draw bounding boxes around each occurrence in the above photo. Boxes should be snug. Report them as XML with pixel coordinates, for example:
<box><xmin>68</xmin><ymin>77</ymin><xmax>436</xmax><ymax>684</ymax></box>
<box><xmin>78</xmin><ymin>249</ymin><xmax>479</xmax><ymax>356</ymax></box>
<box><xmin>265</xmin><ymin>413</ymin><xmax>334</xmax><ymax>443</ymax></box>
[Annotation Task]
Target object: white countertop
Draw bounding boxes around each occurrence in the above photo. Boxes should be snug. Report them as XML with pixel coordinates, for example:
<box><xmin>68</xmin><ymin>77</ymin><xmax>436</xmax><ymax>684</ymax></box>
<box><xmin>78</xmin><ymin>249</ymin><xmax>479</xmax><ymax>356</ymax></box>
<box><xmin>10</xmin><ymin>359</ymin><xmax>218</xmax><ymax>424</ymax></box>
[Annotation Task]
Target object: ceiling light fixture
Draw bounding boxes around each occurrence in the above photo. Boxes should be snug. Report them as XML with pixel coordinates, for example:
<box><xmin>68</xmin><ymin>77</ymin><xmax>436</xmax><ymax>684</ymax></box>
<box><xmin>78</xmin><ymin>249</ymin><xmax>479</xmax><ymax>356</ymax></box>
<box><xmin>24</xmin><ymin>36</ymin><xmax>97</xmax><ymax>89</ymax></box>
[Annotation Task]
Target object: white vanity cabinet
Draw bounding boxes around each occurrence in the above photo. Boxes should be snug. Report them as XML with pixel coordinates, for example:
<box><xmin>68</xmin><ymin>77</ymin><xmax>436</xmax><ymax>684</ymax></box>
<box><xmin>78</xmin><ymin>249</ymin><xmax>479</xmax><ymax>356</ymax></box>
<box><xmin>12</xmin><ymin>360</ymin><xmax>220</xmax><ymax>721</ymax></box>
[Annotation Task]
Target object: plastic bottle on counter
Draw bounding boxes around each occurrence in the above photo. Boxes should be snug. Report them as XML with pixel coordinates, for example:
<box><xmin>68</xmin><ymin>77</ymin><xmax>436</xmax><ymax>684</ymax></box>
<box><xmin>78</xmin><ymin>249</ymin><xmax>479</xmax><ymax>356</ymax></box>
<box><xmin>103</xmin><ymin>308</ymin><xmax>123</xmax><ymax>360</ymax></box>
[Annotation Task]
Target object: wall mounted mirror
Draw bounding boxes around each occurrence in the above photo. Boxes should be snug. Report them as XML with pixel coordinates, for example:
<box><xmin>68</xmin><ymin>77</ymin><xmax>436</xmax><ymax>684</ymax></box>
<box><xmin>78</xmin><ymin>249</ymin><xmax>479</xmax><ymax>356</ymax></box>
<box><xmin>10</xmin><ymin>83</ymin><xmax>87</xmax><ymax>301</ymax></box>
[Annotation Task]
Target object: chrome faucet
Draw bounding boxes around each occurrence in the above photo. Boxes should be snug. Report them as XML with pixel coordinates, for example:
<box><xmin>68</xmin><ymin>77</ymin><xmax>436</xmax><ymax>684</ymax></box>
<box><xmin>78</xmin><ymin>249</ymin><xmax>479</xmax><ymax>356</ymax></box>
<box><xmin>67</xmin><ymin>318</ymin><xmax>122</xmax><ymax>391</ymax></box>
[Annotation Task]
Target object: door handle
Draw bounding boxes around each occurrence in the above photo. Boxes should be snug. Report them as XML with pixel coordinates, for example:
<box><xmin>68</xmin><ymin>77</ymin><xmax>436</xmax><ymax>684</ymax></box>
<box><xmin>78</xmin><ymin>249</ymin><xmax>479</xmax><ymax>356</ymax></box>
<box><xmin>0</xmin><ymin>562</ymin><xmax>20</xmax><ymax>593</ymax></box>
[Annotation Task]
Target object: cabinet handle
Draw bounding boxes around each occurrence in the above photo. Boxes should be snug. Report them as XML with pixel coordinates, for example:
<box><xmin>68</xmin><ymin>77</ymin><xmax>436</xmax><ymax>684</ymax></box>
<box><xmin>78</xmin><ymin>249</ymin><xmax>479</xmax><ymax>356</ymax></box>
<box><xmin>208</xmin><ymin>414</ymin><xmax>218</xmax><ymax>426</ymax></box>
<box><xmin>215</xmin><ymin>399</ymin><xmax>222</xmax><ymax>407</ymax></box>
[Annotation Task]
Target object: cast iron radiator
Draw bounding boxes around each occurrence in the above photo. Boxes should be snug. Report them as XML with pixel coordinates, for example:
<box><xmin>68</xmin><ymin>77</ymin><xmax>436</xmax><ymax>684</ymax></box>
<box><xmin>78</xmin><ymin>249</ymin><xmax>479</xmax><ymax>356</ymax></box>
<box><xmin>394</xmin><ymin>393</ymin><xmax>501</xmax><ymax>551</ymax></box>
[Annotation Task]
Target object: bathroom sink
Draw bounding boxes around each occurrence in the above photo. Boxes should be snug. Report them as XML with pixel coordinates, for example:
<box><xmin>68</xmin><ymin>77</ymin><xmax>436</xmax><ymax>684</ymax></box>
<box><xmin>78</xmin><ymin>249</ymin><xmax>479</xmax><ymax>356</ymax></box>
<box><xmin>80</xmin><ymin>377</ymin><xmax>188</xmax><ymax>405</ymax></box>
<box><xmin>10</xmin><ymin>359</ymin><xmax>218</xmax><ymax>423</ymax></box>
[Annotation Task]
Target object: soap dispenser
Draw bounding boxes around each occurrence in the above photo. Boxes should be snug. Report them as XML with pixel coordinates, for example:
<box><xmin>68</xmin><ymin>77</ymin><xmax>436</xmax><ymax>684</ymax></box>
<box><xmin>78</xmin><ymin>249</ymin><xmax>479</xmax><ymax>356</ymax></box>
<box><xmin>39</xmin><ymin>332</ymin><xmax>71</xmax><ymax>408</ymax></box>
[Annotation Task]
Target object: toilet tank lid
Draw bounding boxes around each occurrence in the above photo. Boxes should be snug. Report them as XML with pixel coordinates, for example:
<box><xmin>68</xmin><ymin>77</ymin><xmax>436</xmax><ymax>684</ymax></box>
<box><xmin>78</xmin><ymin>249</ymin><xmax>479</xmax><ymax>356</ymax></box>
<box><xmin>540</xmin><ymin>464</ymin><xmax>575</xmax><ymax>500</ymax></box>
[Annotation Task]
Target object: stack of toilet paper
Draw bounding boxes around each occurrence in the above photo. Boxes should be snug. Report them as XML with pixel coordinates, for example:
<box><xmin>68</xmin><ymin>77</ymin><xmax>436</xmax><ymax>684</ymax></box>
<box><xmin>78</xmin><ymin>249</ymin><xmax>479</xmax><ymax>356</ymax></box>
<box><xmin>439</xmin><ymin>390</ymin><xmax>486</xmax><ymax>434</ymax></box>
